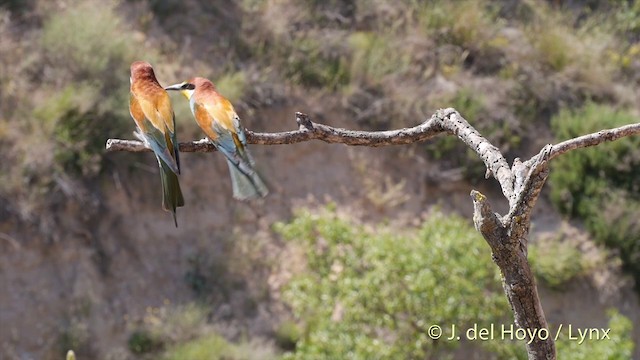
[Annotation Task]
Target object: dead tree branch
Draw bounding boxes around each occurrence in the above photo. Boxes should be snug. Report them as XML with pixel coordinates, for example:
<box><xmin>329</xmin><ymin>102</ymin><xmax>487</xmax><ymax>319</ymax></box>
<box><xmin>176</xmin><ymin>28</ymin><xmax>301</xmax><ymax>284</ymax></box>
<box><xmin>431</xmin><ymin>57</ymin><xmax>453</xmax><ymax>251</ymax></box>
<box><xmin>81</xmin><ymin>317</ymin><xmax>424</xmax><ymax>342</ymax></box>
<box><xmin>107</xmin><ymin>110</ymin><xmax>517</xmax><ymax>202</ymax></box>
<box><xmin>105</xmin><ymin>108</ymin><xmax>640</xmax><ymax>360</ymax></box>
<box><xmin>549</xmin><ymin>122</ymin><xmax>640</xmax><ymax>160</ymax></box>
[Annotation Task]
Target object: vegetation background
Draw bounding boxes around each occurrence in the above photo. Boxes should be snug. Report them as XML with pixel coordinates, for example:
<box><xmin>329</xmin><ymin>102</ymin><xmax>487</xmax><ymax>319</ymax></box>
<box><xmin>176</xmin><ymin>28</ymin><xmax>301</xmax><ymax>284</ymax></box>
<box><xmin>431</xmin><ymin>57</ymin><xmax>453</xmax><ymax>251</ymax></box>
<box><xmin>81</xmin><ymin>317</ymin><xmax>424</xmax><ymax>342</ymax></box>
<box><xmin>0</xmin><ymin>0</ymin><xmax>639</xmax><ymax>358</ymax></box>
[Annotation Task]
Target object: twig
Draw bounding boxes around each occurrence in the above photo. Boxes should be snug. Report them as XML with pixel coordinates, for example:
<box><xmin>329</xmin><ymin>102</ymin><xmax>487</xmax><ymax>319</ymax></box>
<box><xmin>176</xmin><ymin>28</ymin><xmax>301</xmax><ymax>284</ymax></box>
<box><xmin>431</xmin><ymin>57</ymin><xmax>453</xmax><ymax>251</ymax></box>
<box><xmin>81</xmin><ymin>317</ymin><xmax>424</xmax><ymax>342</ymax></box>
<box><xmin>106</xmin><ymin>112</ymin><xmax>445</xmax><ymax>151</ymax></box>
<box><xmin>549</xmin><ymin>122</ymin><xmax>640</xmax><ymax>160</ymax></box>
<box><xmin>106</xmin><ymin>110</ymin><xmax>517</xmax><ymax>202</ymax></box>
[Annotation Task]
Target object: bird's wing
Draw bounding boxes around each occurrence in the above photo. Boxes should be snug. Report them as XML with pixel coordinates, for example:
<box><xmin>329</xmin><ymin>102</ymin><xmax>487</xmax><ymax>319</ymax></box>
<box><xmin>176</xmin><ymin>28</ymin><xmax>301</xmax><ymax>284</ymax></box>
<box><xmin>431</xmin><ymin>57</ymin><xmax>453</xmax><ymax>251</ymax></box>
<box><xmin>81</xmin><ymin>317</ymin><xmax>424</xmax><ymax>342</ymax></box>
<box><xmin>193</xmin><ymin>101</ymin><xmax>219</xmax><ymax>142</ymax></box>
<box><xmin>130</xmin><ymin>91</ymin><xmax>180</xmax><ymax>173</ymax></box>
<box><xmin>203</xmin><ymin>97</ymin><xmax>237</xmax><ymax>134</ymax></box>
<box><xmin>194</xmin><ymin>97</ymin><xmax>265</xmax><ymax>199</ymax></box>
<box><xmin>198</xmin><ymin>100</ymin><xmax>244</xmax><ymax>153</ymax></box>
<box><xmin>155</xmin><ymin>93</ymin><xmax>181</xmax><ymax>173</ymax></box>
<box><xmin>199</xmin><ymin>99</ymin><xmax>257</xmax><ymax>168</ymax></box>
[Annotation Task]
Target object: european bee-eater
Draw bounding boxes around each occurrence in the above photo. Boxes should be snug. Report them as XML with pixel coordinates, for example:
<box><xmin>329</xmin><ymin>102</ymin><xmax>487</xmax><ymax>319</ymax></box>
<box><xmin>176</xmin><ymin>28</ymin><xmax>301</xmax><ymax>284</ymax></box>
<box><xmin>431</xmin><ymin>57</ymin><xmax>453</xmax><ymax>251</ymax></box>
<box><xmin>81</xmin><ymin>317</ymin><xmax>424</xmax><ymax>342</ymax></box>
<box><xmin>165</xmin><ymin>77</ymin><xmax>268</xmax><ymax>200</ymax></box>
<box><xmin>129</xmin><ymin>61</ymin><xmax>185</xmax><ymax>226</ymax></box>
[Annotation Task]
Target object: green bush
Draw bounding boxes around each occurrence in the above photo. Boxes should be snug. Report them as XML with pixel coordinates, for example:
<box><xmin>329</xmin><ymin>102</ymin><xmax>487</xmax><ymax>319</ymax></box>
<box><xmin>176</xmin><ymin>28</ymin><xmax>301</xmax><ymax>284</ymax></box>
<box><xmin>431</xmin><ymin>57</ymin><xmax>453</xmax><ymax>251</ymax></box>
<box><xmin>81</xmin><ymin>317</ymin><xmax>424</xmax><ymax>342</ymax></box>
<box><xmin>532</xmin><ymin>26</ymin><xmax>574</xmax><ymax>72</ymax></box>
<box><xmin>160</xmin><ymin>335</ymin><xmax>229</xmax><ymax>360</ymax></box>
<box><xmin>556</xmin><ymin>309</ymin><xmax>634</xmax><ymax>359</ymax></box>
<box><xmin>41</xmin><ymin>1</ymin><xmax>133</xmax><ymax>80</ymax></box>
<box><xmin>274</xmin><ymin>320</ymin><xmax>302</xmax><ymax>351</ymax></box>
<box><xmin>549</xmin><ymin>103</ymin><xmax>640</xmax><ymax>287</ymax></box>
<box><xmin>31</xmin><ymin>85</ymin><xmax>129</xmax><ymax>176</ymax></box>
<box><xmin>282</xmin><ymin>36</ymin><xmax>350</xmax><ymax>89</ymax></box>
<box><xmin>0</xmin><ymin>0</ymin><xmax>34</xmax><ymax>13</ymax></box>
<box><xmin>529</xmin><ymin>237</ymin><xmax>587</xmax><ymax>289</ymax></box>
<box><xmin>611</xmin><ymin>1</ymin><xmax>640</xmax><ymax>39</ymax></box>
<box><xmin>160</xmin><ymin>334</ymin><xmax>276</xmax><ymax>360</ymax></box>
<box><xmin>418</xmin><ymin>0</ymin><xmax>498</xmax><ymax>48</ymax></box>
<box><xmin>128</xmin><ymin>330</ymin><xmax>164</xmax><ymax>355</ymax></box>
<box><xmin>215</xmin><ymin>71</ymin><xmax>248</xmax><ymax>103</ymax></box>
<box><xmin>417</xmin><ymin>0</ymin><xmax>505</xmax><ymax>74</ymax></box>
<box><xmin>35</xmin><ymin>0</ymin><xmax>140</xmax><ymax>177</ymax></box>
<box><xmin>347</xmin><ymin>31</ymin><xmax>408</xmax><ymax>86</ymax></box>
<box><xmin>275</xmin><ymin>207</ymin><xmax>522</xmax><ymax>359</ymax></box>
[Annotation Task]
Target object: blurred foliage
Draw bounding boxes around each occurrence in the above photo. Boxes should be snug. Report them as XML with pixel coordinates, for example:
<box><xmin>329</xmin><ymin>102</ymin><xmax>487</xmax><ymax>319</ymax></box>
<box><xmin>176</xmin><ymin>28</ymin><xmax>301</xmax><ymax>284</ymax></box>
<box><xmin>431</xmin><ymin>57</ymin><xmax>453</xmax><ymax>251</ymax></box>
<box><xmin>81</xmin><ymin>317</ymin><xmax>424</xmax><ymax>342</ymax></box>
<box><xmin>611</xmin><ymin>0</ymin><xmax>640</xmax><ymax>40</ymax></box>
<box><xmin>275</xmin><ymin>207</ymin><xmax>524</xmax><ymax>359</ymax></box>
<box><xmin>215</xmin><ymin>71</ymin><xmax>248</xmax><ymax>103</ymax></box>
<box><xmin>529</xmin><ymin>236</ymin><xmax>589</xmax><ymax>290</ymax></box>
<box><xmin>41</xmin><ymin>1</ymin><xmax>132</xmax><ymax>80</ymax></box>
<box><xmin>160</xmin><ymin>334</ymin><xmax>276</xmax><ymax>360</ymax></box>
<box><xmin>282</xmin><ymin>37</ymin><xmax>350</xmax><ymax>89</ymax></box>
<box><xmin>274</xmin><ymin>320</ymin><xmax>302</xmax><ymax>351</ymax></box>
<box><xmin>549</xmin><ymin>103</ymin><xmax>640</xmax><ymax>288</ymax></box>
<box><xmin>418</xmin><ymin>0</ymin><xmax>505</xmax><ymax>73</ymax></box>
<box><xmin>532</xmin><ymin>26</ymin><xmax>574</xmax><ymax>72</ymax></box>
<box><xmin>0</xmin><ymin>0</ymin><xmax>165</xmax><ymax>223</ymax></box>
<box><xmin>347</xmin><ymin>31</ymin><xmax>407</xmax><ymax>86</ymax></box>
<box><xmin>128</xmin><ymin>330</ymin><xmax>164</xmax><ymax>355</ymax></box>
<box><xmin>125</xmin><ymin>303</ymin><xmax>277</xmax><ymax>359</ymax></box>
<box><xmin>0</xmin><ymin>0</ymin><xmax>35</xmax><ymax>13</ymax></box>
<box><xmin>0</xmin><ymin>1</ymin><xmax>136</xmax><ymax>189</ymax></box>
<box><xmin>3</xmin><ymin>0</ymin><xmax>638</xmax><ymax>198</ymax></box>
<box><xmin>58</xmin><ymin>321</ymin><xmax>92</xmax><ymax>360</ymax></box>
<box><xmin>275</xmin><ymin>206</ymin><xmax>636</xmax><ymax>359</ymax></box>
<box><xmin>182</xmin><ymin>231</ymin><xmax>269</xmax><ymax>314</ymax></box>
<box><xmin>38</xmin><ymin>0</ymin><xmax>135</xmax><ymax>176</ymax></box>
<box><xmin>556</xmin><ymin>309</ymin><xmax>634</xmax><ymax>359</ymax></box>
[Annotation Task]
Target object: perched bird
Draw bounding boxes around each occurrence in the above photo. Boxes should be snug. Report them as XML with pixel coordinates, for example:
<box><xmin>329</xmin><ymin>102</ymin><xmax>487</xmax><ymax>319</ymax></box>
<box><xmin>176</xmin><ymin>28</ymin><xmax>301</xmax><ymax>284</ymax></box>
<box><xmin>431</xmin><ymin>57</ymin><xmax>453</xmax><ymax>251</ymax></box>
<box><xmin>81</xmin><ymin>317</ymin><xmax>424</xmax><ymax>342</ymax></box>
<box><xmin>165</xmin><ymin>77</ymin><xmax>268</xmax><ymax>200</ymax></box>
<box><xmin>129</xmin><ymin>61</ymin><xmax>185</xmax><ymax>226</ymax></box>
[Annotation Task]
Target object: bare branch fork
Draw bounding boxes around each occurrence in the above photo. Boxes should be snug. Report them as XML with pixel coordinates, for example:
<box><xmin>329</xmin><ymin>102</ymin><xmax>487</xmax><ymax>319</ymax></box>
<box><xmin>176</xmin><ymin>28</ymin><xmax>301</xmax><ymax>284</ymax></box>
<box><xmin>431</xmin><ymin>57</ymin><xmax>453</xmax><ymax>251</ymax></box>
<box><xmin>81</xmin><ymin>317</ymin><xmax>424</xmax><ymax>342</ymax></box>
<box><xmin>106</xmin><ymin>109</ymin><xmax>640</xmax><ymax>360</ymax></box>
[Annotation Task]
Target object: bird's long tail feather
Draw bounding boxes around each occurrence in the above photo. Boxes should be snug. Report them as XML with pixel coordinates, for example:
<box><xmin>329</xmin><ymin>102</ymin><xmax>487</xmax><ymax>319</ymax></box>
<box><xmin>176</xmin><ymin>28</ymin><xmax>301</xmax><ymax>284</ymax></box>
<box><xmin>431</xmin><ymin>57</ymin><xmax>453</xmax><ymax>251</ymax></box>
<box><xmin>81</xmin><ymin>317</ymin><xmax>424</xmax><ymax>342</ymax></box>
<box><xmin>159</xmin><ymin>158</ymin><xmax>185</xmax><ymax>226</ymax></box>
<box><xmin>225</xmin><ymin>158</ymin><xmax>268</xmax><ymax>200</ymax></box>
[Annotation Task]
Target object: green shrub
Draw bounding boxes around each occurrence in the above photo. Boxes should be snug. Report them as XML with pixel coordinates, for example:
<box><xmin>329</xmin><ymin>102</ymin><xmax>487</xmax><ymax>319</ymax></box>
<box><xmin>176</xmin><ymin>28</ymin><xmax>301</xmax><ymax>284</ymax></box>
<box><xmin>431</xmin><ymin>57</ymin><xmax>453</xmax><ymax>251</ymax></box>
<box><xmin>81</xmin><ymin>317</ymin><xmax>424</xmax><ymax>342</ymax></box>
<box><xmin>128</xmin><ymin>330</ymin><xmax>164</xmax><ymax>355</ymax></box>
<box><xmin>416</xmin><ymin>0</ymin><xmax>504</xmax><ymax>73</ymax></box>
<box><xmin>549</xmin><ymin>103</ymin><xmax>640</xmax><ymax>287</ymax></box>
<box><xmin>35</xmin><ymin>0</ymin><xmax>140</xmax><ymax>177</ymax></box>
<box><xmin>450</xmin><ymin>87</ymin><xmax>485</xmax><ymax>121</ymax></box>
<box><xmin>556</xmin><ymin>309</ymin><xmax>634</xmax><ymax>359</ymax></box>
<box><xmin>160</xmin><ymin>334</ymin><xmax>230</xmax><ymax>360</ymax></box>
<box><xmin>529</xmin><ymin>237</ymin><xmax>587</xmax><ymax>289</ymax></box>
<box><xmin>532</xmin><ymin>26</ymin><xmax>573</xmax><ymax>72</ymax></box>
<box><xmin>32</xmin><ymin>85</ymin><xmax>129</xmax><ymax>176</ymax></box>
<box><xmin>160</xmin><ymin>334</ymin><xmax>276</xmax><ymax>360</ymax></box>
<box><xmin>41</xmin><ymin>1</ymin><xmax>133</xmax><ymax>80</ymax></box>
<box><xmin>0</xmin><ymin>0</ymin><xmax>35</xmax><ymax>13</ymax></box>
<box><xmin>282</xmin><ymin>37</ymin><xmax>350</xmax><ymax>89</ymax></box>
<box><xmin>275</xmin><ymin>207</ymin><xmax>522</xmax><ymax>359</ymax></box>
<box><xmin>348</xmin><ymin>31</ymin><xmax>408</xmax><ymax>86</ymax></box>
<box><xmin>418</xmin><ymin>0</ymin><xmax>498</xmax><ymax>48</ymax></box>
<box><xmin>274</xmin><ymin>320</ymin><xmax>301</xmax><ymax>351</ymax></box>
<box><xmin>216</xmin><ymin>71</ymin><xmax>248</xmax><ymax>103</ymax></box>
<box><xmin>611</xmin><ymin>1</ymin><xmax>640</xmax><ymax>39</ymax></box>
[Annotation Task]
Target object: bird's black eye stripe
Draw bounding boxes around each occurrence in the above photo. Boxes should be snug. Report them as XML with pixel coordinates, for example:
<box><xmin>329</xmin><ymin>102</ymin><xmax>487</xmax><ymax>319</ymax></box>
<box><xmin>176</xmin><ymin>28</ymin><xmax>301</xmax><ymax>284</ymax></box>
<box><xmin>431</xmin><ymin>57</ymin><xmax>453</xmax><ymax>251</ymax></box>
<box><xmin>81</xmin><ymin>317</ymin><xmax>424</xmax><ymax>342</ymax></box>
<box><xmin>182</xmin><ymin>83</ymin><xmax>196</xmax><ymax>90</ymax></box>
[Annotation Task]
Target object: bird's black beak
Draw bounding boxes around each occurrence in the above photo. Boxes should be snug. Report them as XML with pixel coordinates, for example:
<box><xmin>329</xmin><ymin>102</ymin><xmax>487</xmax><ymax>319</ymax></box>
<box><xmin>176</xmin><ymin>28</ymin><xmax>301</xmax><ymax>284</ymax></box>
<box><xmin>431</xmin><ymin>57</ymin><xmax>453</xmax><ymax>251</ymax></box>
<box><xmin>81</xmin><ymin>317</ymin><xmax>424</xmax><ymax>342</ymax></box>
<box><xmin>165</xmin><ymin>82</ymin><xmax>195</xmax><ymax>91</ymax></box>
